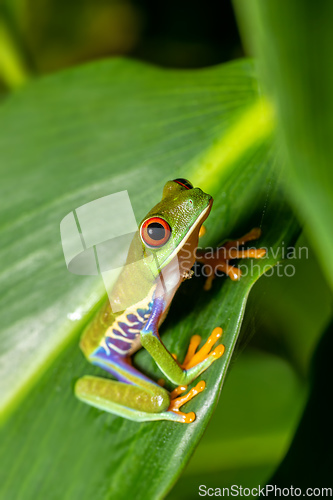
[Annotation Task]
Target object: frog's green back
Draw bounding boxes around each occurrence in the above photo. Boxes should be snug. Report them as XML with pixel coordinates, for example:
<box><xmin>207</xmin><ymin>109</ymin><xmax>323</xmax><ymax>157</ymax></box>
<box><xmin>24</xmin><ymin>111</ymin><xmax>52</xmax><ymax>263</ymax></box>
<box><xmin>80</xmin><ymin>179</ymin><xmax>212</xmax><ymax>358</ymax></box>
<box><xmin>80</xmin><ymin>233</ymin><xmax>156</xmax><ymax>358</ymax></box>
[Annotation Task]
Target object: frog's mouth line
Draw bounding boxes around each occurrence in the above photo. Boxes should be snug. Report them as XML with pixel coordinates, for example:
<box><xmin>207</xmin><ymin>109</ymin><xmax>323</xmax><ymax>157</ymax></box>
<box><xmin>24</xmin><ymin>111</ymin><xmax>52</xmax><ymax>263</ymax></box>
<box><xmin>162</xmin><ymin>197</ymin><xmax>213</xmax><ymax>266</ymax></box>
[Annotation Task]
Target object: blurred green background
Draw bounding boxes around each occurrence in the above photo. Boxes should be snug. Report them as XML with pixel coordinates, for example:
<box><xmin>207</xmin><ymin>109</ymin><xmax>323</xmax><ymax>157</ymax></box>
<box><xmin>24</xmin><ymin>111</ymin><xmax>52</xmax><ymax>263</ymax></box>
<box><xmin>0</xmin><ymin>0</ymin><xmax>332</xmax><ymax>498</ymax></box>
<box><xmin>0</xmin><ymin>0</ymin><xmax>242</xmax><ymax>89</ymax></box>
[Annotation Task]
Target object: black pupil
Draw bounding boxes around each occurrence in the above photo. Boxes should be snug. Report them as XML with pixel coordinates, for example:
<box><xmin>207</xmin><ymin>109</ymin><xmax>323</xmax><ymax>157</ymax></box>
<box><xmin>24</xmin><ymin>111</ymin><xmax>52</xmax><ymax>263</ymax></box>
<box><xmin>148</xmin><ymin>222</ymin><xmax>166</xmax><ymax>241</ymax></box>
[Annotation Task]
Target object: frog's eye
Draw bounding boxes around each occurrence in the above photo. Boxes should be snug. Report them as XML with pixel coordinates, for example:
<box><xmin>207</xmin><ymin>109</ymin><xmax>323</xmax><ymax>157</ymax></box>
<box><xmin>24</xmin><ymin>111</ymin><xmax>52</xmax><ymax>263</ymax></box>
<box><xmin>140</xmin><ymin>217</ymin><xmax>171</xmax><ymax>248</ymax></box>
<box><xmin>173</xmin><ymin>178</ymin><xmax>193</xmax><ymax>190</ymax></box>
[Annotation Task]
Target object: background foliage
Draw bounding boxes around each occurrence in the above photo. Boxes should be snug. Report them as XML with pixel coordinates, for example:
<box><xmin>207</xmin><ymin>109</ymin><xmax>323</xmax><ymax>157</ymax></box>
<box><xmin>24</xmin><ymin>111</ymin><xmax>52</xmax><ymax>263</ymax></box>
<box><xmin>0</xmin><ymin>1</ymin><xmax>332</xmax><ymax>498</ymax></box>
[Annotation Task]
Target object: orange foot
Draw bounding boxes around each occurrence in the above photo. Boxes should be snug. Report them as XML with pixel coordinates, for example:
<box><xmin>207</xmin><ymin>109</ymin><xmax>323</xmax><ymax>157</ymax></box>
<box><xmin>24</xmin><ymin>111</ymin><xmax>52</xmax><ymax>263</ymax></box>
<box><xmin>168</xmin><ymin>381</ymin><xmax>206</xmax><ymax>423</ymax></box>
<box><xmin>167</xmin><ymin>328</ymin><xmax>224</xmax><ymax>423</ymax></box>
<box><xmin>196</xmin><ymin>228</ymin><xmax>266</xmax><ymax>290</ymax></box>
<box><xmin>182</xmin><ymin>327</ymin><xmax>225</xmax><ymax>370</ymax></box>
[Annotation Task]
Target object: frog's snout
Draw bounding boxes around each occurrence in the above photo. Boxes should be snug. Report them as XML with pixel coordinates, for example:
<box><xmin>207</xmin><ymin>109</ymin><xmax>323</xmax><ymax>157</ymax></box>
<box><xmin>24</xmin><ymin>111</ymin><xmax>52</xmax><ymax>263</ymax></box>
<box><xmin>193</xmin><ymin>187</ymin><xmax>213</xmax><ymax>208</ymax></box>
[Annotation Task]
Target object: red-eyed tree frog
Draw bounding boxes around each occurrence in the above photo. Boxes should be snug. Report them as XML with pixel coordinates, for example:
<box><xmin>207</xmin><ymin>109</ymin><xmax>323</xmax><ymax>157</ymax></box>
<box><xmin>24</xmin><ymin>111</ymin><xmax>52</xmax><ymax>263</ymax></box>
<box><xmin>75</xmin><ymin>179</ymin><xmax>265</xmax><ymax>423</ymax></box>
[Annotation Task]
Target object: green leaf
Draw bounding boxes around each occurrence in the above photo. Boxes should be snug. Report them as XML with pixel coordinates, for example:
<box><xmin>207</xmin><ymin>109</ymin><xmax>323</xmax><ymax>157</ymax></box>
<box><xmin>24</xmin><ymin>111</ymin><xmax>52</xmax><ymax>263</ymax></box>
<box><xmin>167</xmin><ymin>349</ymin><xmax>306</xmax><ymax>499</ymax></box>
<box><xmin>0</xmin><ymin>58</ymin><xmax>300</xmax><ymax>499</ymax></box>
<box><xmin>234</xmin><ymin>0</ymin><xmax>333</xmax><ymax>291</ymax></box>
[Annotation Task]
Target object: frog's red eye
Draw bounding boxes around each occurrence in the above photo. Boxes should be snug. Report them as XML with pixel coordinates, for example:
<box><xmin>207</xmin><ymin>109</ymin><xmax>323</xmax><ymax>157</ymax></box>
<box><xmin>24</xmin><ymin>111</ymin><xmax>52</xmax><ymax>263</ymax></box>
<box><xmin>141</xmin><ymin>217</ymin><xmax>171</xmax><ymax>248</ymax></box>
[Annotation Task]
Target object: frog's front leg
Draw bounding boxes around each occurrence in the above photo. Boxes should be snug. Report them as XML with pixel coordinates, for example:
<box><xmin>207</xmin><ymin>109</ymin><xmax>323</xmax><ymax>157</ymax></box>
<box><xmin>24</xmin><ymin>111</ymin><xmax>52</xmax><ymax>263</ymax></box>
<box><xmin>141</xmin><ymin>296</ymin><xmax>224</xmax><ymax>388</ymax></box>
<box><xmin>75</xmin><ymin>348</ymin><xmax>205</xmax><ymax>423</ymax></box>
<box><xmin>196</xmin><ymin>228</ymin><xmax>266</xmax><ymax>290</ymax></box>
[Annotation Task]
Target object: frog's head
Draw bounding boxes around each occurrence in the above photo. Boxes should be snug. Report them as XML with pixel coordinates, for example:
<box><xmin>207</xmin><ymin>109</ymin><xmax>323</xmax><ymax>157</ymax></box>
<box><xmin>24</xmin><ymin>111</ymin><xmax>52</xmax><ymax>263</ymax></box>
<box><xmin>139</xmin><ymin>178</ymin><xmax>212</xmax><ymax>269</ymax></box>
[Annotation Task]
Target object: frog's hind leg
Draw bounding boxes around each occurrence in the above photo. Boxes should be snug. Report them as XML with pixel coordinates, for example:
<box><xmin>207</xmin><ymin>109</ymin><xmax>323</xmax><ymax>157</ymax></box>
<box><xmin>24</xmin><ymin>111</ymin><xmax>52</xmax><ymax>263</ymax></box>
<box><xmin>76</xmin><ymin>375</ymin><xmax>174</xmax><ymax>422</ymax></box>
<box><xmin>75</xmin><ymin>353</ymin><xmax>203</xmax><ymax>423</ymax></box>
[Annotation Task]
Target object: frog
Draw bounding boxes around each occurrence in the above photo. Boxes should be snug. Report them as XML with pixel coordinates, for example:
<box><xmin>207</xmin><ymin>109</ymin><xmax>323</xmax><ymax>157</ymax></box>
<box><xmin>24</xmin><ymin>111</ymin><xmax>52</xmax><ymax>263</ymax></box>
<box><xmin>75</xmin><ymin>178</ymin><xmax>266</xmax><ymax>423</ymax></box>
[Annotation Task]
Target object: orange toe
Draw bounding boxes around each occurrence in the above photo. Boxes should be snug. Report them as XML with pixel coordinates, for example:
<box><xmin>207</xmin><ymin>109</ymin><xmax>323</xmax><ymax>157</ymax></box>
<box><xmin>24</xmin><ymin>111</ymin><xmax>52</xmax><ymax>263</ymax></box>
<box><xmin>183</xmin><ymin>328</ymin><xmax>223</xmax><ymax>370</ymax></box>
<box><xmin>168</xmin><ymin>380</ymin><xmax>206</xmax><ymax>423</ymax></box>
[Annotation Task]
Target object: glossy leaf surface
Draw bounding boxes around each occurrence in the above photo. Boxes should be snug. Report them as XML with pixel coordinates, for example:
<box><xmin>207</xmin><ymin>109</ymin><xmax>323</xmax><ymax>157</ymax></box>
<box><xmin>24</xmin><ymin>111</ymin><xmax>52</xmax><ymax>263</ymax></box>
<box><xmin>0</xmin><ymin>58</ymin><xmax>300</xmax><ymax>499</ymax></box>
